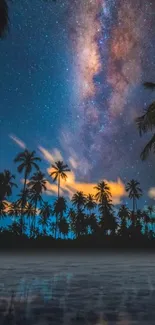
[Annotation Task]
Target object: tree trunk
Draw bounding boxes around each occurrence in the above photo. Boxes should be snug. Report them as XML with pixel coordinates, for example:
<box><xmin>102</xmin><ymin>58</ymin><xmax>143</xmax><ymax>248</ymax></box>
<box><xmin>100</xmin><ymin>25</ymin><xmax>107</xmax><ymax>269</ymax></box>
<box><xmin>133</xmin><ymin>197</ymin><xmax>135</xmax><ymax>214</ymax></box>
<box><xmin>20</xmin><ymin>171</ymin><xmax>27</xmax><ymax>235</ymax></box>
<box><xmin>33</xmin><ymin>200</ymin><xmax>37</xmax><ymax>237</ymax></box>
<box><xmin>55</xmin><ymin>214</ymin><xmax>57</xmax><ymax>239</ymax></box>
<box><xmin>58</xmin><ymin>174</ymin><xmax>60</xmax><ymax>198</ymax></box>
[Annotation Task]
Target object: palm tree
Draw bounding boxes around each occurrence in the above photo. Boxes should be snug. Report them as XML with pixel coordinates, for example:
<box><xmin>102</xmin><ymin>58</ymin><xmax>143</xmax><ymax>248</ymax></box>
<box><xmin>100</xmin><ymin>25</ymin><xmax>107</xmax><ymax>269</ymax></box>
<box><xmin>87</xmin><ymin>213</ymin><xmax>99</xmax><ymax>235</ymax></box>
<box><xmin>126</xmin><ymin>180</ymin><xmax>142</xmax><ymax>214</ymax></box>
<box><xmin>135</xmin><ymin>82</ymin><xmax>155</xmax><ymax>160</ymax></box>
<box><xmin>118</xmin><ymin>204</ymin><xmax>130</xmax><ymax>236</ymax></box>
<box><xmin>28</xmin><ymin>171</ymin><xmax>47</xmax><ymax>235</ymax></box>
<box><xmin>58</xmin><ymin>217</ymin><xmax>69</xmax><ymax>239</ymax></box>
<box><xmin>50</xmin><ymin>161</ymin><xmax>70</xmax><ymax>198</ymax></box>
<box><xmin>0</xmin><ymin>0</ymin><xmax>9</xmax><ymax>38</ymax></box>
<box><xmin>39</xmin><ymin>202</ymin><xmax>52</xmax><ymax>235</ymax></box>
<box><xmin>147</xmin><ymin>205</ymin><xmax>154</xmax><ymax>218</ymax></box>
<box><xmin>14</xmin><ymin>150</ymin><xmax>41</xmax><ymax>232</ymax></box>
<box><xmin>8</xmin><ymin>201</ymin><xmax>20</xmax><ymax>221</ymax></box>
<box><xmin>0</xmin><ymin>170</ymin><xmax>17</xmax><ymax>201</ymax></box>
<box><xmin>49</xmin><ymin>221</ymin><xmax>56</xmax><ymax>238</ymax></box>
<box><xmin>72</xmin><ymin>191</ymin><xmax>86</xmax><ymax>211</ymax></box>
<box><xmin>95</xmin><ymin>181</ymin><xmax>113</xmax><ymax>235</ymax></box>
<box><xmin>24</xmin><ymin>202</ymin><xmax>36</xmax><ymax>236</ymax></box>
<box><xmin>53</xmin><ymin>196</ymin><xmax>67</xmax><ymax>238</ymax></box>
<box><xmin>0</xmin><ymin>0</ymin><xmax>58</xmax><ymax>39</ymax></box>
<box><xmin>98</xmin><ymin>196</ymin><xmax>114</xmax><ymax>234</ymax></box>
<box><xmin>16</xmin><ymin>188</ymin><xmax>30</xmax><ymax>233</ymax></box>
<box><xmin>85</xmin><ymin>194</ymin><xmax>96</xmax><ymax>212</ymax></box>
<box><xmin>0</xmin><ymin>200</ymin><xmax>7</xmax><ymax>221</ymax></box>
<box><xmin>142</xmin><ymin>211</ymin><xmax>150</xmax><ymax>237</ymax></box>
<box><xmin>68</xmin><ymin>208</ymin><xmax>77</xmax><ymax>238</ymax></box>
<box><xmin>147</xmin><ymin>206</ymin><xmax>155</xmax><ymax>234</ymax></box>
<box><xmin>94</xmin><ymin>181</ymin><xmax>111</xmax><ymax>203</ymax></box>
<box><xmin>8</xmin><ymin>221</ymin><xmax>26</xmax><ymax>236</ymax></box>
<box><xmin>14</xmin><ymin>149</ymin><xmax>41</xmax><ymax>192</ymax></box>
<box><xmin>71</xmin><ymin>192</ymin><xmax>87</xmax><ymax>237</ymax></box>
<box><xmin>135</xmin><ymin>209</ymin><xmax>143</xmax><ymax>237</ymax></box>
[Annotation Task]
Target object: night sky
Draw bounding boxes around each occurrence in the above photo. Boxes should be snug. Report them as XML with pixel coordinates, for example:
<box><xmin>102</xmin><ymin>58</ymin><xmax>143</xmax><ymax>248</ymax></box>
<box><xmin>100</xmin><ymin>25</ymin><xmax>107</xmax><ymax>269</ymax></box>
<box><xmin>1</xmin><ymin>0</ymin><xmax>155</xmax><ymax>207</ymax></box>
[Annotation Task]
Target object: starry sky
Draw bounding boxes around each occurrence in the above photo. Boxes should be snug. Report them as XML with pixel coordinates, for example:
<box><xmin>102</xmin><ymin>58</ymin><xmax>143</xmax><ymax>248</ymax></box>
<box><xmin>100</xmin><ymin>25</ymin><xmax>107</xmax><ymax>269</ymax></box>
<box><xmin>0</xmin><ymin>0</ymin><xmax>155</xmax><ymax>207</ymax></box>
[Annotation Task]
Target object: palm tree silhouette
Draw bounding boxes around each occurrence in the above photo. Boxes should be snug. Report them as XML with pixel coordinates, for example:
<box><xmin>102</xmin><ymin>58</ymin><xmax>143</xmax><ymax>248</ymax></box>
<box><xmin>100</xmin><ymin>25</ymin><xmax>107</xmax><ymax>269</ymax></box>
<box><xmin>71</xmin><ymin>192</ymin><xmax>87</xmax><ymax>237</ymax></box>
<box><xmin>126</xmin><ymin>180</ymin><xmax>142</xmax><ymax>215</ymax></box>
<box><xmin>98</xmin><ymin>196</ymin><xmax>114</xmax><ymax>234</ymax></box>
<box><xmin>28</xmin><ymin>171</ymin><xmax>47</xmax><ymax>235</ymax></box>
<box><xmin>0</xmin><ymin>170</ymin><xmax>17</xmax><ymax>201</ymax></box>
<box><xmin>58</xmin><ymin>217</ymin><xmax>69</xmax><ymax>239</ymax></box>
<box><xmin>87</xmin><ymin>213</ymin><xmax>98</xmax><ymax>235</ymax></box>
<box><xmin>8</xmin><ymin>201</ymin><xmax>20</xmax><ymax>221</ymax></box>
<box><xmin>94</xmin><ymin>181</ymin><xmax>111</xmax><ymax>203</ymax></box>
<box><xmin>85</xmin><ymin>194</ymin><xmax>96</xmax><ymax>213</ymax></box>
<box><xmin>50</xmin><ymin>161</ymin><xmax>70</xmax><ymax>198</ymax></box>
<box><xmin>53</xmin><ymin>196</ymin><xmax>67</xmax><ymax>238</ymax></box>
<box><xmin>14</xmin><ymin>150</ymin><xmax>41</xmax><ymax>233</ymax></box>
<box><xmin>95</xmin><ymin>181</ymin><xmax>113</xmax><ymax>234</ymax></box>
<box><xmin>85</xmin><ymin>196</ymin><xmax>97</xmax><ymax>235</ymax></box>
<box><xmin>147</xmin><ymin>205</ymin><xmax>154</xmax><ymax>218</ymax></box>
<box><xmin>39</xmin><ymin>202</ymin><xmax>52</xmax><ymax>235</ymax></box>
<box><xmin>0</xmin><ymin>200</ymin><xmax>7</xmax><ymax>220</ymax></box>
<box><xmin>0</xmin><ymin>0</ymin><xmax>8</xmax><ymax>38</ymax></box>
<box><xmin>14</xmin><ymin>149</ymin><xmax>41</xmax><ymax>193</ymax></box>
<box><xmin>135</xmin><ymin>82</ymin><xmax>155</xmax><ymax>160</ymax></box>
<box><xmin>24</xmin><ymin>202</ymin><xmax>36</xmax><ymax>236</ymax></box>
<box><xmin>129</xmin><ymin>209</ymin><xmax>143</xmax><ymax>238</ymax></box>
<box><xmin>0</xmin><ymin>0</ymin><xmax>58</xmax><ymax>39</ymax></box>
<box><xmin>72</xmin><ymin>191</ymin><xmax>86</xmax><ymax>210</ymax></box>
<box><xmin>49</xmin><ymin>221</ymin><xmax>56</xmax><ymax>238</ymax></box>
<box><xmin>68</xmin><ymin>208</ymin><xmax>77</xmax><ymax>238</ymax></box>
<box><xmin>16</xmin><ymin>188</ymin><xmax>30</xmax><ymax>233</ymax></box>
<box><xmin>118</xmin><ymin>204</ymin><xmax>130</xmax><ymax>236</ymax></box>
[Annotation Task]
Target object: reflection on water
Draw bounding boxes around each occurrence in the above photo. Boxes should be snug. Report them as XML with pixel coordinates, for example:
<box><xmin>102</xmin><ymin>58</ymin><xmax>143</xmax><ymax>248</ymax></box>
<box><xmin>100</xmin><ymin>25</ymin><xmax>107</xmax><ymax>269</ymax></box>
<box><xmin>0</xmin><ymin>253</ymin><xmax>155</xmax><ymax>324</ymax></box>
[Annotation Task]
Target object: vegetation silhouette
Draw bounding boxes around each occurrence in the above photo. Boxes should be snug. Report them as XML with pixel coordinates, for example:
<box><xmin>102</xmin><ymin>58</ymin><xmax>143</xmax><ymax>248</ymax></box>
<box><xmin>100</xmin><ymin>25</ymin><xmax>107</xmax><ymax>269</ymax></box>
<box><xmin>136</xmin><ymin>82</ymin><xmax>155</xmax><ymax>160</ymax></box>
<box><xmin>0</xmin><ymin>0</ymin><xmax>8</xmax><ymax>38</ymax></box>
<box><xmin>0</xmin><ymin>0</ymin><xmax>57</xmax><ymax>39</ymax></box>
<box><xmin>14</xmin><ymin>150</ymin><xmax>41</xmax><ymax>234</ymax></box>
<box><xmin>50</xmin><ymin>160</ymin><xmax>70</xmax><ymax>198</ymax></box>
<box><xmin>0</xmin><ymin>149</ymin><xmax>155</xmax><ymax>251</ymax></box>
<box><xmin>125</xmin><ymin>180</ymin><xmax>142</xmax><ymax>214</ymax></box>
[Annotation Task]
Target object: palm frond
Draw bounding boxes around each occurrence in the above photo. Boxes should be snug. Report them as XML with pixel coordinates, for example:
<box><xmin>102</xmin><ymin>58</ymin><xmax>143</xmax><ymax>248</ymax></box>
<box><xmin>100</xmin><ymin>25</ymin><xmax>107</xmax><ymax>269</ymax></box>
<box><xmin>0</xmin><ymin>0</ymin><xmax>9</xmax><ymax>38</ymax></box>
<box><xmin>140</xmin><ymin>133</ymin><xmax>155</xmax><ymax>160</ymax></box>
<box><xmin>32</xmin><ymin>162</ymin><xmax>40</xmax><ymax>170</ymax></box>
<box><xmin>143</xmin><ymin>82</ymin><xmax>155</xmax><ymax>90</ymax></box>
<box><xmin>17</xmin><ymin>163</ymin><xmax>25</xmax><ymax>173</ymax></box>
<box><xmin>135</xmin><ymin>102</ymin><xmax>155</xmax><ymax>136</ymax></box>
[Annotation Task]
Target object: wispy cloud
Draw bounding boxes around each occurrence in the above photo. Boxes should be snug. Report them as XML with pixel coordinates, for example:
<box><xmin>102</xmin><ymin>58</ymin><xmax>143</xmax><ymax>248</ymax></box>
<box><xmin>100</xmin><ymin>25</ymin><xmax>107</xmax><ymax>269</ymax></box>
<box><xmin>40</xmin><ymin>146</ymin><xmax>127</xmax><ymax>205</ymax></box>
<box><xmin>9</xmin><ymin>134</ymin><xmax>26</xmax><ymax>149</ymax></box>
<box><xmin>39</xmin><ymin>146</ymin><xmax>63</xmax><ymax>164</ymax></box>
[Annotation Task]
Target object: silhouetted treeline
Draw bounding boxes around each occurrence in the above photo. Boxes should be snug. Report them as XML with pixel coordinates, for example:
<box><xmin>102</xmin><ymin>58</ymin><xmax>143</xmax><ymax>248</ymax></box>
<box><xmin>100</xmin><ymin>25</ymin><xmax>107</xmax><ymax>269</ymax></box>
<box><xmin>0</xmin><ymin>149</ymin><xmax>155</xmax><ymax>250</ymax></box>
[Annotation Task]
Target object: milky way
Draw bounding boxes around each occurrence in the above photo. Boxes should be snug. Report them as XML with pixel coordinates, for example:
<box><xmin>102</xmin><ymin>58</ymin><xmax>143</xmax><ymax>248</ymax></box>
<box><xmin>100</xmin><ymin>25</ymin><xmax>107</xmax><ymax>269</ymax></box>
<box><xmin>60</xmin><ymin>0</ymin><xmax>155</xmax><ymax>193</ymax></box>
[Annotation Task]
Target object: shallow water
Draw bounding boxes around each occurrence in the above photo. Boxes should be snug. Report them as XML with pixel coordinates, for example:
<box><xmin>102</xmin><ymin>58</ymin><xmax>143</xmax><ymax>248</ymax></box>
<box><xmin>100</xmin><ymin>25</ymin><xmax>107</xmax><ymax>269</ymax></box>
<box><xmin>0</xmin><ymin>253</ymin><xmax>155</xmax><ymax>324</ymax></box>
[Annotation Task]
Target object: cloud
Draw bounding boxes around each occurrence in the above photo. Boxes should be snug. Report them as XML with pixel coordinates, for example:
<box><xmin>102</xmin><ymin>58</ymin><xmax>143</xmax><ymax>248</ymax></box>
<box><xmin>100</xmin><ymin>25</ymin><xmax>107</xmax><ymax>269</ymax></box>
<box><xmin>40</xmin><ymin>146</ymin><xmax>127</xmax><ymax>205</ymax></box>
<box><xmin>39</xmin><ymin>146</ymin><xmax>63</xmax><ymax>164</ymax></box>
<box><xmin>9</xmin><ymin>134</ymin><xmax>26</xmax><ymax>149</ymax></box>
<box><xmin>148</xmin><ymin>188</ymin><xmax>155</xmax><ymax>200</ymax></box>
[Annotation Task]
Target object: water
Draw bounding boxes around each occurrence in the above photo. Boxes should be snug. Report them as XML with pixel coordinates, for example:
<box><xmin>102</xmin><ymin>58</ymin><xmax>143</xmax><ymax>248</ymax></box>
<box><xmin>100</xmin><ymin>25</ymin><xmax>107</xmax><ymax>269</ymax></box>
<box><xmin>0</xmin><ymin>253</ymin><xmax>155</xmax><ymax>324</ymax></box>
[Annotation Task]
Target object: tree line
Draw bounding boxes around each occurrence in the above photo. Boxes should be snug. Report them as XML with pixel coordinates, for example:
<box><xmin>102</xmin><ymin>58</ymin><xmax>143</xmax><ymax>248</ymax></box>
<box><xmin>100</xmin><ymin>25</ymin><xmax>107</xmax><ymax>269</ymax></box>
<box><xmin>0</xmin><ymin>149</ymin><xmax>155</xmax><ymax>244</ymax></box>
